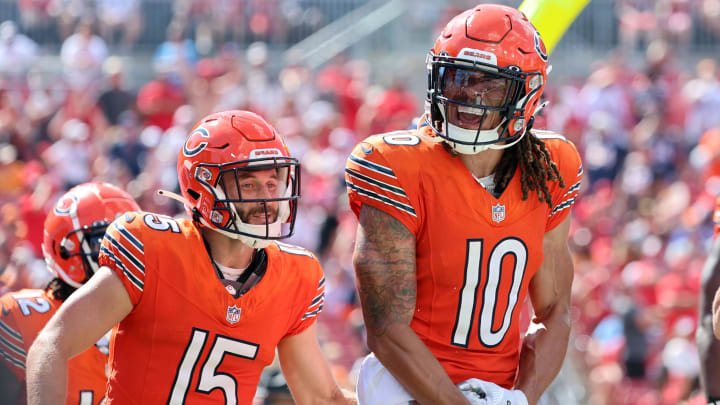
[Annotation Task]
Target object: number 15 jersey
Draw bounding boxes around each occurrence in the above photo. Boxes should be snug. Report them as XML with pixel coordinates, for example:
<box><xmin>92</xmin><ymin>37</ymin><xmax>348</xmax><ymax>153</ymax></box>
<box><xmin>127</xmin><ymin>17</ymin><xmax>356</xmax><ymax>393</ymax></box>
<box><xmin>345</xmin><ymin>129</ymin><xmax>582</xmax><ymax>388</ymax></box>
<box><xmin>98</xmin><ymin>212</ymin><xmax>325</xmax><ymax>404</ymax></box>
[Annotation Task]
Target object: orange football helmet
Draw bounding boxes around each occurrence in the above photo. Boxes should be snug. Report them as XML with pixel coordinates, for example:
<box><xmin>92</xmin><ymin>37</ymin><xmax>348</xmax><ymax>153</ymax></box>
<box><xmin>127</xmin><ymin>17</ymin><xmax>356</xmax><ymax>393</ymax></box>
<box><xmin>173</xmin><ymin>110</ymin><xmax>300</xmax><ymax>248</ymax></box>
<box><xmin>425</xmin><ymin>4</ymin><xmax>549</xmax><ymax>154</ymax></box>
<box><xmin>42</xmin><ymin>182</ymin><xmax>140</xmax><ymax>288</ymax></box>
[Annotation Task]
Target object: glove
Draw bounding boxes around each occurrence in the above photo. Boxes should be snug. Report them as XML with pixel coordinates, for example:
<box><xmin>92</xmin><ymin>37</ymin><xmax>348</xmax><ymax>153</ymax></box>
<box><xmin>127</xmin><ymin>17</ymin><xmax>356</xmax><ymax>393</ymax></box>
<box><xmin>457</xmin><ymin>378</ymin><xmax>528</xmax><ymax>405</ymax></box>
<box><xmin>460</xmin><ymin>389</ymin><xmax>489</xmax><ymax>405</ymax></box>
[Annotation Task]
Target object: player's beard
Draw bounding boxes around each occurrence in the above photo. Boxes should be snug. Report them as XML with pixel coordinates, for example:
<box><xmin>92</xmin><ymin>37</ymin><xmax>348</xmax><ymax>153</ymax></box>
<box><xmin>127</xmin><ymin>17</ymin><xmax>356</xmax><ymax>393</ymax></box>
<box><xmin>236</xmin><ymin>203</ymin><xmax>279</xmax><ymax>225</ymax></box>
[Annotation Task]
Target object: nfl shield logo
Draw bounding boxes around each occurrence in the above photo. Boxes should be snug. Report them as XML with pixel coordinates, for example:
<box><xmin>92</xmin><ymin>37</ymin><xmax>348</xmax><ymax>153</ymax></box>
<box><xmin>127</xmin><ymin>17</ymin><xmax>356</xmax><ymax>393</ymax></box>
<box><xmin>226</xmin><ymin>305</ymin><xmax>241</xmax><ymax>324</ymax></box>
<box><xmin>492</xmin><ymin>204</ymin><xmax>505</xmax><ymax>223</ymax></box>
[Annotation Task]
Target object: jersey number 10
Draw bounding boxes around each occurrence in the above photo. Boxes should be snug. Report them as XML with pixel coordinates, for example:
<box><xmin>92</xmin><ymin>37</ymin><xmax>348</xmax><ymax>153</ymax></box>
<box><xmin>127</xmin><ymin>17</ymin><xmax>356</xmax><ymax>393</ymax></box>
<box><xmin>451</xmin><ymin>238</ymin><xmax>528</xmax><ymax>348</ymax></box>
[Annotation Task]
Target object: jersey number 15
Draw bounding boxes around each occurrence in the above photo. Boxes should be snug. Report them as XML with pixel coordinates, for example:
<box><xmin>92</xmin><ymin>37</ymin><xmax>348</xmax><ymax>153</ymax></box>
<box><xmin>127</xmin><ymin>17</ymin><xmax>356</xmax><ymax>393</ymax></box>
<box><xmin>168</xmin><ymin>328</ymin><xmax>259</xmax><ymax>405</ymax></box>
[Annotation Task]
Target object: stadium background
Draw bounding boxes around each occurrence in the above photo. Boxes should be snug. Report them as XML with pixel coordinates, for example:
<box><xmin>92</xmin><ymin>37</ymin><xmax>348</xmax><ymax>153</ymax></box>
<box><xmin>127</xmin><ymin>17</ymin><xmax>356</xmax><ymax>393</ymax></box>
<box><xmin>0</xmin><ymin>0</ymin><xmax>719</xmax><ymax>404</ymax></box>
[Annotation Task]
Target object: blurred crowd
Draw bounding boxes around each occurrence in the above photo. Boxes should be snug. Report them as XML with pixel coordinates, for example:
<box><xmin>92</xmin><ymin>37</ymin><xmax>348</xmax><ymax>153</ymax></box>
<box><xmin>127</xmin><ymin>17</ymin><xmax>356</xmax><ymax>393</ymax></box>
<box><xmin>544</xmin><ymin>42</ymin><xmax>718</xmax><ymax>404</ymax></box>
<box><xmin>1</xmin><ymin>2</ymin><xmax>720</xmax><ymax>405</ymax></box>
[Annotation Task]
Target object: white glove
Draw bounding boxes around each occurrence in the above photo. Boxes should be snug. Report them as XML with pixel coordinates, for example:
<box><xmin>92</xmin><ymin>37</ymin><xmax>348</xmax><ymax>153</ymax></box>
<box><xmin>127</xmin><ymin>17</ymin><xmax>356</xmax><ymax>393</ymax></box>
<box><xmin>457</xmin><ymin>378</ymin><xmax>528</xmax><ymax>405</ymax></box>
<box><xmin>461</xmin><ymin>389</ymin><xmax>489</xmax><ymax>405</ymax></box>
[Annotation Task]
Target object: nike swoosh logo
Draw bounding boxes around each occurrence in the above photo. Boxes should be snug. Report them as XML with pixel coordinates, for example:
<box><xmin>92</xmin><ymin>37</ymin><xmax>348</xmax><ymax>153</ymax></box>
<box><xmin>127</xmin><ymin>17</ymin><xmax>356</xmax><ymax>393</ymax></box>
<box><xmin>360</xmin><ymin>143</ymin><xmax>374</xmax><ymax>155</ymax></box>
<box><xmin>2</xmin><ymin>303</ymin><xmax>9</xmax><ymax>316</ymax></box>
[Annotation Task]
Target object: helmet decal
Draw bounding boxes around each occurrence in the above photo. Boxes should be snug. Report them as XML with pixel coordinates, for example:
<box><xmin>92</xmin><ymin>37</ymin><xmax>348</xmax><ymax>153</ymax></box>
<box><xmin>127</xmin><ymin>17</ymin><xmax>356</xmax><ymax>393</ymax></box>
<box><xmin>459</xmin><ymin>48</ymin><xmax>497</xmax><ymax>65</ymax></box>
<box><xmin>182</xmin><ymin>127</ymin><xmax>210</xmax><ymax>157</ymax></box>
<box><xmin>54</xmin><ymin>194</ymin><xmax>79</xmax><ymax>217</ymax></box>
<box><xmin>534</xmin><ymin>31</ymin><xmax>548</xmax><ymax>62</ymax></box>
<box><xmin>249</xmin><ymin>148</ymin><xmax>283</xmax><ymax>159</ymax></box>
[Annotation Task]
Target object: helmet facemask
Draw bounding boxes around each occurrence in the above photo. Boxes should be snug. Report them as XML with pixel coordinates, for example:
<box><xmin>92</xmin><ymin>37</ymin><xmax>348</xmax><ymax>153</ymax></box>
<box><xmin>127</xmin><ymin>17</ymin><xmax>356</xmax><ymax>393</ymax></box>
<box><xmin>426</xmin><ymin>52</ymin><xmax>543</xmax><ymax>154</ymax></box>
<box><xmin>195</xmin><ymin>156</ymin><xmax>301</xmax><ymax>248</ymax></box>
<box><xmin>47</xmin><ymin>221</ymin><xmax>109</xmax><ymax>288</ymax></box>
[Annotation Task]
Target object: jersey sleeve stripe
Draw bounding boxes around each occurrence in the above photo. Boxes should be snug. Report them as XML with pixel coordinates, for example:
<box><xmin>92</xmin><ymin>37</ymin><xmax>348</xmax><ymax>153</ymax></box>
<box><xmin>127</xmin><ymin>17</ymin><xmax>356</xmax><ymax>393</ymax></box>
<box><xmin>275</xmin><ymin>242</ymin><xmax>314</xmax><ymax>258</ymax></box>
<box><xmin>302</xmin><ymin>304</ymin><xmax>324</xmax><ymax>320</ymax></box>
<box><xmin>562</xmin><ymin>180</ymin><xmax>581</xmax><ymax>198</ymax></box>
<box><xmin>106</xmin><ymin>235</ymin><xmax>145</xmax><ymax>275</ymax></box>
<box><xmin>0</xmin><ymin>319</ymin><xmax>22</xmax><ymax>342</ymax></box>
<box><xmin>100</xmin><ymin>246</ymin><xmax>144</xmax><ymax>291</ymax></box>
<box><xmin>345</xmin><ymin>168</ymin><xmax>408</xmax><ymax>197</ymax></box>
<box><xmin>534</xmin><ymin>132</ymin><xmax>568</xmax><ymax>141</ymax></box>
<box><xmin>0</xmin><ymin>334</ymin><xmax>26</xmax><ymax>358</ymax></box>
<box><xmin>346</xmin><ymin>181</ymin><xmax>417</xmax><ymax>217</ymax></box>
<box><xmin>577</xmin><ymin>165</ymin><xmax>584</xmax><ymax>176</ymax></box>
<box><xmin>113</xmin><ymin>222</ymin><xmax>144</xmax><ymax>251</ymax></box>
<box><xmin>310</xmin><ymin>291</ymin><xmax>324</xmax><ymax>306</ymax></box>
<box><xmin>348</xmin><ymin>154</ymin><xmax>397</xmax><ymax>178</ymax></box>
<box><xmin>318</xmin><ymin>277</ymin><xmax>325</xmax><ymax>289</ymax></box>
<box><xmin>307</xmin><ymin>297</ymin><xmax>324</xmax><ymax>311</ymax></box>
<box><xmin>0</xmin><ymin>347</ymin><xmax>25</xmax><ymax>370</ymax></box>
<box><xmin>550</xmin><ymin>196</ymin><xmax>578</xmax><ymax>217</ymax></box>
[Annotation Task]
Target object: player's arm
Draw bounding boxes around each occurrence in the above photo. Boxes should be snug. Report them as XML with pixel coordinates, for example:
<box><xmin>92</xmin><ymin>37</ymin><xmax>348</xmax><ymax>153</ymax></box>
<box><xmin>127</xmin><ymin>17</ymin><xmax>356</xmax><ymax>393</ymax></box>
<box><xmin>697</xmin><ymin>236</ymin><xmax>720</xmax><ymax>402</ymax></box>
<box><xmin>515</xmin><ymin>215</ymin><xmax>573</xmax><ymax>405</ymax></box>
<box><xmin>714</xmin><ymin>287</ymin><xmax>720</xmax><ymax>338</ymax></box>
<box><xmin>277</xmin><ymin>322</ymin><xmax>356</xmax><ymax>405</ymax></box>
<box><xmin>353</xmin><ymin>204</ymin><xmax>469</xmax><ymax>404</ymax></box>
<box><xmin>26</xmin><ymin>267</ymin><xmax>133</xmax><ymax>405</ymax></box>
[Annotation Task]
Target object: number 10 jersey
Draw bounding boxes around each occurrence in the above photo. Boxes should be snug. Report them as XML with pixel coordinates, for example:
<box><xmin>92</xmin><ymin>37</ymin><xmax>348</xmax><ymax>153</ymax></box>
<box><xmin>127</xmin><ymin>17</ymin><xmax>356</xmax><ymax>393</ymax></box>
<box><xmin>345</xmin><ymin>129</ymin><xmax>582</xmax><ymax>388</ymax></box>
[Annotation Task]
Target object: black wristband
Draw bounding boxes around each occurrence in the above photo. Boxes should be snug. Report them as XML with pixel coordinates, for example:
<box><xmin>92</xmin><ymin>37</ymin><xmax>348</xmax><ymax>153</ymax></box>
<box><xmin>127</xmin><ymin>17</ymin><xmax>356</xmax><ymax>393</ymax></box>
<box><xmin>708</xmin><ymin>398</ymin><xmax>720</xmax><ymax>405</ymax></box>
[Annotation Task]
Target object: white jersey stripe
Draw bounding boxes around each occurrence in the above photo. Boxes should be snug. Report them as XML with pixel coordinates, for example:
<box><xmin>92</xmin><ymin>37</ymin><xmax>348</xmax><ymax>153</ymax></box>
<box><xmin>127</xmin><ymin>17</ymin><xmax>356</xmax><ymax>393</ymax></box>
<box><xmin>550</xmin><ymin>196</ymin><xmax>578</xmax><ymax>217</ymax></box>
<box><xmin>0</xmin><ymin>334</ymin><xmax>26</xmax><ymax>358</ymax></box>
<box><xmin>345</xmin><ymin>168</ymin><xmax>408</xmax><ymax>197</ymax></box>
<box><xmin>561</xmin><ymin>180</ymin><xmax>581</xmax><ymax>198</ymax></box>
<box><xmin>346</xmin><ymin>181</ymin><xmax>417</xmax><ymax>217</ymax></box>
<box><xmin>0</xmin><ymin>346</ymin><xmax>24</xmax><ymax>370</ymax></box>
<box><xmin>113</xmin><ymin>222</ymin><xmax>144</xmax><ymax>251</ymax></box>
<box><xmin>0</xmin><ymin>319</ymin><xmax>22</xmax><ymax>342</ymax></box>
<box><xmin>348</xmin><ymin>154</ymin><xmax>397</xmax><ymax>179</ymax></box>
<box><xmin>106</xmin><ymin>235</ymin><xmax>145</xmax><ymax>275</ymax></box>
<box><xmin>101</xmin><ymin>246</ymin><xmax>144</xmax><ymax>291</ymax></box>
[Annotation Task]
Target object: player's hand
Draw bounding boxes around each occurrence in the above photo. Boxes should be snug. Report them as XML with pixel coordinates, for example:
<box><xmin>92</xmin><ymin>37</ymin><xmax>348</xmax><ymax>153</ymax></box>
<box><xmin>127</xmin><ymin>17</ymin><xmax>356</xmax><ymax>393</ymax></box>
<box><xmin>457</xmin><ymin>378</ymin><xmax>528</xmax><ymax>405</ymax></box>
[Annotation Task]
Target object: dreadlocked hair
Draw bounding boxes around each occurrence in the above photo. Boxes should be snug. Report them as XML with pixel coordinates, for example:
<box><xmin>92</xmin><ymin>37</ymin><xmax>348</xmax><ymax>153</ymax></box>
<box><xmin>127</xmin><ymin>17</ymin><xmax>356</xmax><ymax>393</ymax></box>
<box><xmin>494</xmin><ymin>131</ymin><xmax>565</xmax><ymax>207</ymax></box>
<box><xmin>45</xmin><ymin>277</ymin><xmax>77</xmax><ymax>301</ymax></box>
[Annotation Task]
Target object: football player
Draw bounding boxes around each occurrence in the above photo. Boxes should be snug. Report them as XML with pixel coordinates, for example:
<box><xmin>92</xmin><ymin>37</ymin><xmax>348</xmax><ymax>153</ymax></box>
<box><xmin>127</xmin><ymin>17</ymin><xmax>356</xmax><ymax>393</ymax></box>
<box><xmin>346</xmin><ymin>4</ymin><xmax>582</xmax><ymax>405</ymax></box>
<box><xmin>27</xmin><ymin>111</ymin><xmax>356</xmax><ymax>404</ymax></box>
<box><xmin>0</xmin><ymin>182</ymin><xmax>140</xmax><ymax>405</ymax></box>
<box><xmin>697</xmin><ymin>197</ymin><xmax>720</xmax><ymax>405</ymax></box>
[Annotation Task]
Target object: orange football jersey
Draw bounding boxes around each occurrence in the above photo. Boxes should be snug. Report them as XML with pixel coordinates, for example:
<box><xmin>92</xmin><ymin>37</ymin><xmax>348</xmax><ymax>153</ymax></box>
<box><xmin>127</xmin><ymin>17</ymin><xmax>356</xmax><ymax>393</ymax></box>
<box><xmin>98</xmin><ymin>212</ymin><xmax>325</xmax><ymax>405</ymax></box>
<box><xmin>345</xmin><ymin>129</ymin><xmax>582</xmax><ymax>388</ymax></box>
<box><xmin>0</xmin><ymin>288</ymin><xmax>109</xmax><ymax>405</ymax></box>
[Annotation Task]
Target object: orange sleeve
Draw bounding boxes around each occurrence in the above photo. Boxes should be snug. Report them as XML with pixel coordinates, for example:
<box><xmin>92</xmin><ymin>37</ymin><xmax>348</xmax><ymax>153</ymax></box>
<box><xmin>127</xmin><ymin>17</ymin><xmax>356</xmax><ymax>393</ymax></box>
<box><xmin>283</xmin><ymin>251</ymin><xmax>326</xmax><ymax>338</ymax></box>
<box><xmin>0</xmin><ymin>294</ymin><xmax>28</xmax><ymax>382</ymax></box>
<box><xmin>0</xmin><ymin>290</ymin><xmax>57</xmax><ymax>383</ymax></box>
<box><xmin>541</xmin><ymin>134</ymin><xmax>583</xmax><ymax>231</ymax></box>
<box><xmin>99</xmin><ymin>213</ymin><xmax>147</xmax><ymax>306</ymax></box>
<box><xmin>345</xmin><ymin>134</ymin><xmax>423</xmax><ymax>236</ymax></box>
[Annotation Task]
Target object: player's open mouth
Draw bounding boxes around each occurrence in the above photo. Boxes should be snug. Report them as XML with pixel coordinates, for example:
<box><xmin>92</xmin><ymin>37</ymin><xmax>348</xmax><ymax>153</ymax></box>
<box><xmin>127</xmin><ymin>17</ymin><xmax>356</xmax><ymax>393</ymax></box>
<box><xmin>454</xmin><ymin>105</ymin><xmax>495</xmax><ymax>128</ymax></box>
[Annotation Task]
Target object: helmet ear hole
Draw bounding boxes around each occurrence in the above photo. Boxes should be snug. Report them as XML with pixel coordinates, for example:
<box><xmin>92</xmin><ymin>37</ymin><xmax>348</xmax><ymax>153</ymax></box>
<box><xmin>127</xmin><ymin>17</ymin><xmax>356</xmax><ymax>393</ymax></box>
<box><xmin>187</xmin><ymin>189</ymin><xmax>201</xmax><ymax>200</ymax></box>
<box><xmin>59</xmin><ymin>243</ymin><xmax>70</xmax><ymax>259</ymax></box>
